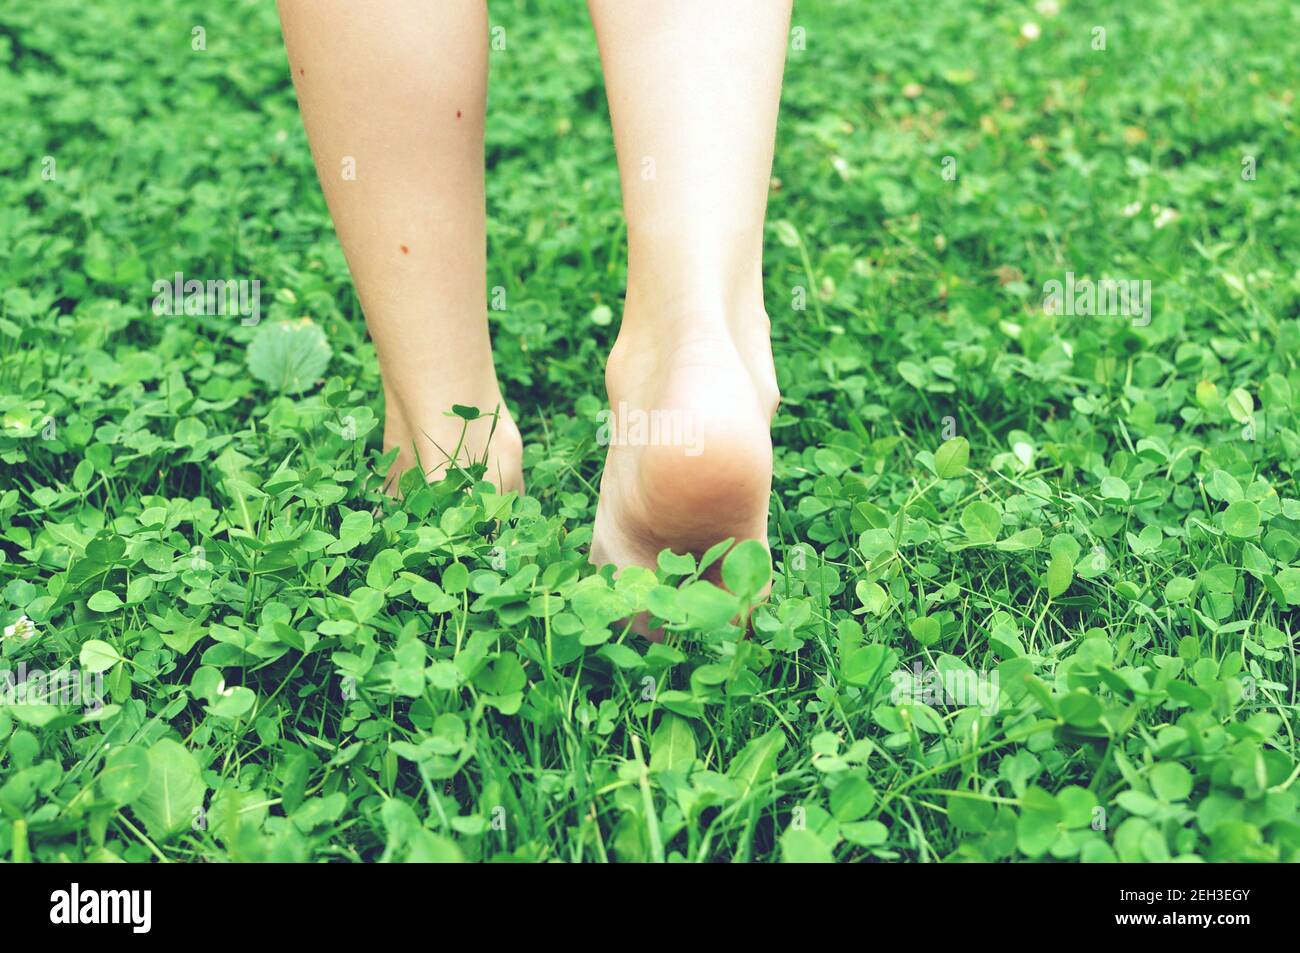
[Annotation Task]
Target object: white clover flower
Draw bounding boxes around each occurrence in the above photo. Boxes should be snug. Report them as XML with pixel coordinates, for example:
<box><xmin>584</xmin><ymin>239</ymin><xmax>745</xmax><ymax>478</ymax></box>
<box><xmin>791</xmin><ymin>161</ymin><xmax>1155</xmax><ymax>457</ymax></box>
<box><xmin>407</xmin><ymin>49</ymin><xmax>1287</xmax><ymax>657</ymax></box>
<box><xmin>1122</xmin><ymin>201</ymin><xmax>1143</xmax><ymax>217</ymax></box>
<box><xmin>3</xmin><ymin>616</ymin><xmax>36</xmax><ymax>641</ymax></box>
<box><xmin>1035</xmin><ymin>0</ymin><xmax>1061</xmax><ymax>17</ymax></box>
<box><xmin>1154</xmin><ymin>206</ymin><xmax>1180</xmax><ymax>229</ymax></box>
<box><xmin>1021</xmin><ymin>22</ymin><xmax>1042</xmax><ymax>41</ymax></box>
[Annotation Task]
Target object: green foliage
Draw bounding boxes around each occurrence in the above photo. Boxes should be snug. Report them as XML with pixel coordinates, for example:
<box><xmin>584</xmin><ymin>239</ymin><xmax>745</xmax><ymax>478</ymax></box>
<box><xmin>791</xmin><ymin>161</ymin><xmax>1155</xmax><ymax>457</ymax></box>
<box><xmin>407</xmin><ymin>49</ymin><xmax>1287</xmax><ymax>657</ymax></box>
<box><xmin>0</xmin><ymin>0</ymin><xmax>1297</xmax><ymax>863</ymax></box>
<box><xmin>247</xmin><ymin>319</ymin><xmax>334</xmax><ymax>395</ymax></box>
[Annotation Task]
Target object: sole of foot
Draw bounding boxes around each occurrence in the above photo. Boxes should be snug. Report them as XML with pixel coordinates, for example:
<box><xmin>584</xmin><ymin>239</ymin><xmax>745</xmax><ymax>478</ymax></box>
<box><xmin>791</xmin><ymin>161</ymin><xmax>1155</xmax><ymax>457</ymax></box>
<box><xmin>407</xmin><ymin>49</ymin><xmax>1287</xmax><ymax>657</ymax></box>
<box><xmin>590</xmin><ymin>311</ymin><xmax>779</xmax><ymax>634</ymax></box>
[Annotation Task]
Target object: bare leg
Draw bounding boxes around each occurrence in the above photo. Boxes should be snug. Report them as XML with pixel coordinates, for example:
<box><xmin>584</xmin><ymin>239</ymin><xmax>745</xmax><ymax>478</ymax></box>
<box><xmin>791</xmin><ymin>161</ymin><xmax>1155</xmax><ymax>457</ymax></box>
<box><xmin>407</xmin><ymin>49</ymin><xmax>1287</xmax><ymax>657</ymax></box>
<box><xmin>587</xmin><ymin>0</ymin><xmax>789</xmax><ymax>586</ymax></box>
<box><xmin>277</xmin><ymin>0</ymin><xmax>522</xmax><ymax>493</ymax></box>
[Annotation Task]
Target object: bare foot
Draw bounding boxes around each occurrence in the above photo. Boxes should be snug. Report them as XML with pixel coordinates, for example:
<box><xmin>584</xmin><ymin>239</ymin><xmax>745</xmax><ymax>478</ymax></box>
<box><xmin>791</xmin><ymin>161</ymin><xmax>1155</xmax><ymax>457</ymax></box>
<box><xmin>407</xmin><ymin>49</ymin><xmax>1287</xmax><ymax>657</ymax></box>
<box><xmin>382</xmin><ymin>386</ymin><xmax>524</xmax><ymax>496</ymax></box>
<box><xmin>590</xmin><ymin>308</ymin><xmax>779</xmax><ymax>599</ymax></box>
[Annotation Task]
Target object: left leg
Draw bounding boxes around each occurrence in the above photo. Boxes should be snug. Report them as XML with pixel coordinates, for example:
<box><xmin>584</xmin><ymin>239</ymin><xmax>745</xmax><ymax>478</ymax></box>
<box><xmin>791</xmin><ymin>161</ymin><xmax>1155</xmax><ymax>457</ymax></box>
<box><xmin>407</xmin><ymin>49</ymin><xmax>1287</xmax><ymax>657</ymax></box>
<box><xmin>277</xmin><ymin>0</ymin><xmax>523</xmax><ymax>493</ymax></box>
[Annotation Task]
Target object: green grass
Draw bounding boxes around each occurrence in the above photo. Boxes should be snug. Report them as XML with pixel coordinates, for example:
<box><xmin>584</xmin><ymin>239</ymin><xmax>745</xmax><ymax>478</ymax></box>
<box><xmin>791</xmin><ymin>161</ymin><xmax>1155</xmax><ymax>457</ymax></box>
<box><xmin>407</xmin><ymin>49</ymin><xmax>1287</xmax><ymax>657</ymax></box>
<box><xmin>1</xmin><ymin>0</ymin><xmax>1298</xmax><ymax>862</ymax></box>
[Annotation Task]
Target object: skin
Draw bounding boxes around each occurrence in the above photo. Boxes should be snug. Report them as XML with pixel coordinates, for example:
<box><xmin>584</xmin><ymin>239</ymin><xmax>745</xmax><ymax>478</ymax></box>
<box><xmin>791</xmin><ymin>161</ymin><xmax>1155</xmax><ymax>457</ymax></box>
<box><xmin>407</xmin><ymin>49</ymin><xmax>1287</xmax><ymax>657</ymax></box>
<box><xmin>586</xmin><ymin>0</ymin><xmax>789</xmax><ymax>588</ymax></box>
<box><xmin>276</xmin><ymin>0</ymin><xmax>522</xmax><ymax>493</ymax></box>
<box><xmin>277</xmin><ymin>0</ymin><xmax>791</xmax><ymax>596</ymax></box>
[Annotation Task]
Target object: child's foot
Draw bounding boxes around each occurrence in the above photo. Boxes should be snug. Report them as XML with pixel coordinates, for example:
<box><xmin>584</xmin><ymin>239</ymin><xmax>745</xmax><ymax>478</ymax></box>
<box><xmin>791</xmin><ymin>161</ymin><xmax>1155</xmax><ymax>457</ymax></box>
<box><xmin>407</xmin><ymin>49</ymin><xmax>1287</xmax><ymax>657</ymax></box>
<box><xmin>382</xmin><ymin>386</ymin><xmax>524</xmax><ymax>495</ymax></box>
<box><xmin>590</xmin><ymin>308</ymin><xmax>778</xmax><ymax>588</ymax></box>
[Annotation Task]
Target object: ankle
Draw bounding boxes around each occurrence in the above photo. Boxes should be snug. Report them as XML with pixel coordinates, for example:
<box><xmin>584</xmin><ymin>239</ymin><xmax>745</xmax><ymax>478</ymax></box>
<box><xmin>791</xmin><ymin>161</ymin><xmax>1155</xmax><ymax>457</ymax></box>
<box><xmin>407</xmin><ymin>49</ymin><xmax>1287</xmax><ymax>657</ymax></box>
<box><xmin>608</xmin><ymin>297</ymin><xmax>779</xmax><ymax>420</ymax></box>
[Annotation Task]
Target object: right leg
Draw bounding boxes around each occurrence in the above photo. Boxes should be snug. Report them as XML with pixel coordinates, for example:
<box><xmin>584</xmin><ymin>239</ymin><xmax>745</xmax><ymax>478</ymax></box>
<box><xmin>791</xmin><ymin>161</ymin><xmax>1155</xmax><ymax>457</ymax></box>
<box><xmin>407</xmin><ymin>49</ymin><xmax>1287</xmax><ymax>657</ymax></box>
<box><xmin>586</xmin><ymin>0</ymin><xmax>790</xmax><ymax>582</ymax></box>
<box><xmin>276</xmin><ymin>0</ymin><xmax>522</xmax><ymax>493</ymax></box>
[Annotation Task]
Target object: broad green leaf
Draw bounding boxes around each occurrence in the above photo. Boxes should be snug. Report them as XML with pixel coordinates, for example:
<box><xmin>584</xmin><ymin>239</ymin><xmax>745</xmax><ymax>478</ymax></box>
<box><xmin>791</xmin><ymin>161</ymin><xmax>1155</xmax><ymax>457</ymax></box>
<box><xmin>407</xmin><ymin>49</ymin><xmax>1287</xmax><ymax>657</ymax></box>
<box><xmin>780</xmin><ymin>828</ymin><xmax>833</xmax><ymax>863</ymax></box>
<box><xmin>947</xmin><ymin>793</ymin><xmax>995</xmax><ymax>834</ymax></box>
<box><xmin>829</xmin><ymin>777</ymin><xmax>876</xmax><ymax>821</ymax></box>
<box><xmin>1099</xmin><ymin>476</ymin><xmax>1130</xmax><ymax>502</ymax></box>
<box><xmin>960</xmin><ymin>500</ymin><xmax>1001</xmax><ymax>544</ymax></box>
<box><xmin>1222</xmin><ymin>499</ymin><xmax>1261</xmax><ymax>538</ymax></box>
<box><xmin>1226</xmin><ymin>388</ymin><xmax>1253</xmax><ymax>424</ymax></box>
<box><xmin>599</xmin><ymin>643</ymin><xmax>644</xmax><ymax>669</ymax></box>
<box><xmin>99</xmin><ymin>745</ymin><xmax>151</xmax><ymax>805</ymax></box>
<box><xmin>728</xmin><ymin>727</ymin><xmax>786</xmax><ymax>796</ymax></box>
<box><xmin>854</xmin><ymin>580</ymin><xmax>889</xmax><ymax>614</ymax></box>
<box><xmin>649</xmin><ymin>714</ymin><xmax>697</xmax><ymax>773</ymax></box>
<box><xmin>1045</xmin><ymin>550</ymin><xmax>1073</xmax><ymax>599</ymax></box>
<box><xmin>841</xmin><ymin>644</ymin><xmax>890</xmax><ymax>686</ymax></box>
<box><xmin>721</xmin><ymin>539</ymin><xmax>771</xmax><ymax>600</ymax></box>
<box><xmin>1164</xmin><ymin>576</ymin><xmax>1196</xmax><ymax>602</ymax></box>
<box><xmin>246</xmin><ymin>318</ymin><xmax>332</xmax><ymax>394</ymax></box>
<box><xmin>996</xmin><ymin>527</ymin><xmax>1043</xmax><ymax>552</ymax></box>
<box><xmin>87</xmin><ymin>590</ymin><xmax>123</xmax><ymax>612</ymax></box>
<box><xmin>1016</xmin><ymin>786</ymin><xmax>1060</xmax><ymax>858</ymax></box>
<box><xmin>130</xmin><ymin>739</ymin><xmax>206</xmax><ymax>842</ymax></box>
<box><xmin>1150</xmin><ymin>762</ymin><xmax>1193</xmax><ymax>802</ymax></box>
<box><xmin>125</xmin><ymin>575</ymin><xmax>153</xmax><ymax>604</ymax></box>
<box><xmin>1056</xmin><ymin>786</ymin><xmax>1097</xmax><ymax>829</ymax></box>
<box><xmin>79</xmin><ymin>639</ymin><xmax>121</xmax><ymax>673</ymax></box>
<box><xmin>1058</xmin><ymin>690</ymin><xmax>1102</xmax><ymax>727</ymax></box>
<box><xmin>206</xmin><ymin>685</ymin><xmax>257</xmax><ymax>719</ymax></box>
<box><xmin>841</xmin><ymin>820</ymin><xmax>889</xmax><ymax>847</ymax></box>
<box><xmin>934</xmin><ymin>437</ymin><xmax>970</xmax><ymax>478</ymax></box>
<box><xmin>657</xmin><ymin>550</ymin><xmax>696</xmax><ymax>575</ymax></box>
<box><xmin>909</xmin><ymin>616</ymin><xmax>941</xmax><ymax>646</ymax></box>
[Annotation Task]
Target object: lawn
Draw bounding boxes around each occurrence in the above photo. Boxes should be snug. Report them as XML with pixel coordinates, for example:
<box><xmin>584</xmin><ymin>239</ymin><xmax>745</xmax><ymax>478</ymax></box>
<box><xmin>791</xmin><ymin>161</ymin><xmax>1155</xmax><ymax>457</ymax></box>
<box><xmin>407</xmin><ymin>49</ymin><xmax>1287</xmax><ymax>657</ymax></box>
<box><xmin>1</xmin><ymin>0</ymin><xmax>1297</xmax><ymax>863</ymax></box>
